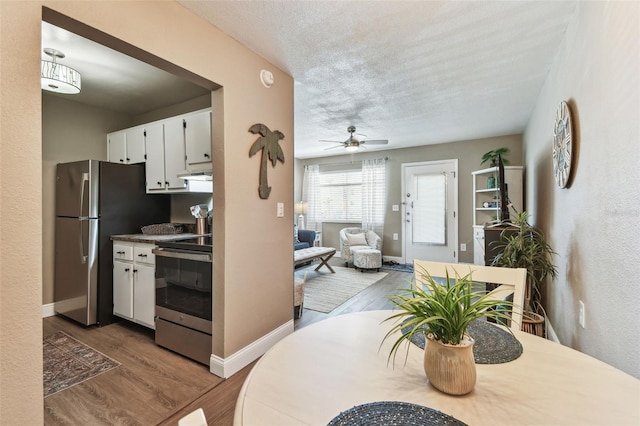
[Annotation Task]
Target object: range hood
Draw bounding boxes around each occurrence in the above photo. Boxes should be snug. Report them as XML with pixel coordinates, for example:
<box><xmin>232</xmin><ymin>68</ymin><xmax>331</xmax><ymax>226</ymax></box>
<box><xmin>178</xmin><ymin>170</ymin><xmax>212</xmax><ymax>181</ymax></box>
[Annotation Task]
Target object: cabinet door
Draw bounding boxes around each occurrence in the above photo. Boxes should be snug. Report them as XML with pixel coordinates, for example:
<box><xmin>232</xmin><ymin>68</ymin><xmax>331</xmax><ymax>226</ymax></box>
<box><xmin>473</xmin><ymin>227</ymin><xmax>485</xmax><ymax>266</ymax></box>
<box><xmin>126</xmin><ymin>127</ymin><xmax>146</xmax><ymax>164</ymax></box>
<box><xmin>145</xmin><ymin>123</ymin><xmax>166</xmax><ymax>192</ymax></box>
<box><xmin>108</xmin><ymin>131</ymin><xmax>127</xmax><ymax>164</ymax></box>
<box><xmin>133</xmin><ymin>263</ymin><xmax>156</xmax><ymax>329</ymax></box>
<box><xmin>113</xmin><ymin>261</ymin><xmax>133</xmax><ymax>319</ymax></box>
<box><xmin>185</xmin><ymin>110</ymin><xmax>212</xmax><ymax>167</ymax></box>
<box><xmin>163</xmin><ymin>117</ymin><xmax>188</xmax><ymax>190</ymax></box>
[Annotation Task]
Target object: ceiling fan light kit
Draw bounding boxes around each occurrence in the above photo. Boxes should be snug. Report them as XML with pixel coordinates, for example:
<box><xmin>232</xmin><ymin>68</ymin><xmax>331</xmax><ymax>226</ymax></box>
<box><xmin>41</xmin><ymin>48</ymin><xmax>82</xmax><ymax>94</ymax></box>
<box><xmin>345</xmin><ymin>143</ymin><xmax>359</xmax><ymax>152</ymax></box>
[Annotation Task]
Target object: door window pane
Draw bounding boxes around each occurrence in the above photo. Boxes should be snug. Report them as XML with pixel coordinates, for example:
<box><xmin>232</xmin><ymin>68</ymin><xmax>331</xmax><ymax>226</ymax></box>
<box><xmin>412</xmin><ymin>173</ymin><xmax>446</xmax><ymax>245</ymax></box>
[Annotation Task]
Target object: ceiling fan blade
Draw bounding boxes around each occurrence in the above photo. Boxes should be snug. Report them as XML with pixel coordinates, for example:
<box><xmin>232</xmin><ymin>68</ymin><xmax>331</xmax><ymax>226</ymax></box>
<box><xmin>362</xmin><ymin>139</ymin><xmax>389</xmax><ymax>145</ymax></box>
<box><xmin>319</xmin><ymin>139</ymin><xmax>345</xmax><ymax>143</ymax></box>
<box><xmin>324</xmin><ymin>145</ymin><xmax>346</xmax><ymax>150</ymax></box>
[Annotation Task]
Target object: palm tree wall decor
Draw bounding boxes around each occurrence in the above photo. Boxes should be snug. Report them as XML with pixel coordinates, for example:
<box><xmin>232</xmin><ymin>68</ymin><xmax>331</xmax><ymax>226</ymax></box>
<box><xmin>249</xmin><ymin>123</ymin><xmax>285</xmax><ymax>199</ymax></box>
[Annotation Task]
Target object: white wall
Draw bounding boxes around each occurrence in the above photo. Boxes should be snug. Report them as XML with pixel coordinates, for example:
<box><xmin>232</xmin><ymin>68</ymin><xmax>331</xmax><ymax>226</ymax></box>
<box><xmin>524</xmin><ymin>1</ymin><xmax>639</xmax><ymax>378</ymax></box>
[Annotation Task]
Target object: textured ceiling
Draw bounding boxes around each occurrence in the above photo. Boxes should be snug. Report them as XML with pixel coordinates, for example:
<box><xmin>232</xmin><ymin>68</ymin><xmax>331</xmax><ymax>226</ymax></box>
<box><xmin>180</xmin><ymin>0</ymin><xmax>577</xmax><ymax>159</ymax></box>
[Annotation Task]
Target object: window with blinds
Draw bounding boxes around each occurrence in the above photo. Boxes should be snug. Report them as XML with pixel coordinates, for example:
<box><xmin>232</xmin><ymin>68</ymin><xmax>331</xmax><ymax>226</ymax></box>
<box><xmin>317</xmin><ymin>164</ymin><xmax>362</xmax><ymax>221</ymax></box>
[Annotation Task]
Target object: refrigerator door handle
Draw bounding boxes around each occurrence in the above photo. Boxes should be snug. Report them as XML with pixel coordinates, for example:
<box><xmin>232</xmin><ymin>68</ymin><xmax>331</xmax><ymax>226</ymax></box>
<box><xmin>80</xmin><ymin>172</ymin><xmax>89</xmax><ymax>218</ymax></box>
<box><xmin>80</xmin><ymin>219</ymin><xmax>88</xmax><ymax>264</ymax></box>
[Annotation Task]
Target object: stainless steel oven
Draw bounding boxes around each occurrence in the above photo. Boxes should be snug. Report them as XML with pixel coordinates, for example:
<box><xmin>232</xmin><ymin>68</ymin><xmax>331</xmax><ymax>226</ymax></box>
<box><xmin>153</xmin><ymin>235</ymin><xmax>212</xmax><ymax>365</ymax></box>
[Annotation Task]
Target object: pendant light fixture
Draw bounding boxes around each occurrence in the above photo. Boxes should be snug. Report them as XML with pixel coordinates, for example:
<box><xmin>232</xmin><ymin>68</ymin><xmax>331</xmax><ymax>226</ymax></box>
<box><xmin>41</xmin><ymin>48</ymin><xmax>81</xmax><ymax>94</ymax></box>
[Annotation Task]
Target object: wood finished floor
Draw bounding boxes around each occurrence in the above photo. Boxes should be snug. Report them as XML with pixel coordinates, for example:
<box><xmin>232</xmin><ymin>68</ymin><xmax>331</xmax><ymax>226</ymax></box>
<box><xmin>43</xmin><ymin>260</ymin><xmax>411</xmax><ymax>425</ymax></box>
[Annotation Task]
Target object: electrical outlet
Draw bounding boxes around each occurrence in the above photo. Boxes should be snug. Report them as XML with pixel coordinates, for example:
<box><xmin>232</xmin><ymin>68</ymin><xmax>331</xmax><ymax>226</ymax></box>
<box><xmin>460</xmin><ymin>243</ymin><xmax>467</xmax><ymax>252</ymax></box>
<box><xmin>392</xmin><ymin>204</ymin><xmax>399</xmax><ymax>212</ymax></box>
<box><xmin>579</xmin><ymin>300</ymin><xmax>585</xmax><ymax>328</ymax></box>
<box><xmin>393</xmin><ymin>233</ymin><xmax>398</xmax><ymax>240</ymax></box>
<box><xmin>277</xmin><ymin>202</ymin><xmax>284</xmax><ymax>217</ymax></box>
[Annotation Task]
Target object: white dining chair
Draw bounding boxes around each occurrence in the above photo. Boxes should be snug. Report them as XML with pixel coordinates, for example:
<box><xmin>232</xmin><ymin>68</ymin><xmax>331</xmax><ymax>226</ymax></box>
<box><xmin>413</xmin><ymin>260</ymin><xmax>527</xmax><ymax>331</ymax></box>
<box><xmin>178</xmin><ymin>408</ymin><xmax>207</xmax><ymax>426</ymax></box>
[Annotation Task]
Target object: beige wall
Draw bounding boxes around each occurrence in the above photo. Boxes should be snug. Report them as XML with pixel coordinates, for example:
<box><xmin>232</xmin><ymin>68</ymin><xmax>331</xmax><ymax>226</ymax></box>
<box><xmin>523</xmin><ymin>1</ymin><xmax>639</xmax><ymax>377</ymax></box>
<box><xmin>1</xmin><ymin>2</ymin><xmax>293</xmax><ymax>423</ymax></box>
<box><xmin>296</xmin><ymin>134</ymin><xmax>523</xmax><ymax>264</ymax></box>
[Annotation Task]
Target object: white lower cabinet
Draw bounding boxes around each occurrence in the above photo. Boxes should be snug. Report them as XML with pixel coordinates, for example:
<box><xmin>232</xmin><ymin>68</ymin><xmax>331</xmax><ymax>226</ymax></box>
<box><xmin>113</xmin><ymin>242</ymin><xmax>156</xmax><ymax>329</ymax></box>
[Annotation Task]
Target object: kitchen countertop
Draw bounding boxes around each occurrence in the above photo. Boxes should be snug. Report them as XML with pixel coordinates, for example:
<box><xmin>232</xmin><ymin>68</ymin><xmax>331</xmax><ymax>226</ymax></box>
<box><xmin>111</xmin><ymin>233</ymin><xmax>204</xmax><ymax>244</ymax></box>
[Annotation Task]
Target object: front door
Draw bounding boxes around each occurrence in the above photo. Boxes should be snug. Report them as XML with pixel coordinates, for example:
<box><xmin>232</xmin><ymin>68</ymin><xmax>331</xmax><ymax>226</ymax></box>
<box><xmin>402</xmin><ymin>160</ymin><xmax>458</xmax><ymax>264</ymax></box>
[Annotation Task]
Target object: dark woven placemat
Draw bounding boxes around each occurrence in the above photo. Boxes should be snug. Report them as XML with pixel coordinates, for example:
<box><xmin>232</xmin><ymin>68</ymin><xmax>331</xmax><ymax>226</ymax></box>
<box><xmin>401</xmin><ymin>318</ymin><xmax>522</xmax><ymax>364</ymax></box>
<box><xmin>328</xmin><ymin>401</ymin><xmax>467</xmax><ymax>426</ymax></box>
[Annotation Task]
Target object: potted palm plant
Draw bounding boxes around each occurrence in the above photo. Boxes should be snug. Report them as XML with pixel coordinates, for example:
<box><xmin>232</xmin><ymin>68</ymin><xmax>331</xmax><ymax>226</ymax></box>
<box><xmin>481</xmin><ymin>147</ymin><xmax>510</xmax><ymax>167</ymax></box>
<box><xmin>491</xmin><ymin>211</ymin><xmax>557</xmax><ymax>336</ymax></box>
<box><xmin>382</xmin><ymin>269</ymin><xmax>514</xmax><ymax>395</ymax></box>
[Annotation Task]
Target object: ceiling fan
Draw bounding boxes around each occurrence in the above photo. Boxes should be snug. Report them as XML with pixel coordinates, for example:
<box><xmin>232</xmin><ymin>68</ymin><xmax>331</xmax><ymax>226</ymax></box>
<box><xmin>319</xmin><ymin>126</ymin><xmax>389</xmax><ymax>152</ymax></box>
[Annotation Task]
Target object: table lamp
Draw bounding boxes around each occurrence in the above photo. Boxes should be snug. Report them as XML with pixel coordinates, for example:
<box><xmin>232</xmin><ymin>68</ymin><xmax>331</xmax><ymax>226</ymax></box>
<box><xmin>295</xmin><ymin>201</ymin><xmax>308</xmax><ymax>229</ymax></box>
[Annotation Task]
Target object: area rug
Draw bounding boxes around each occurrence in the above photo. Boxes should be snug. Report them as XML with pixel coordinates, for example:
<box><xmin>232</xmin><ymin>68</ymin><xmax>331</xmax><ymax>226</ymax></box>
<box><xmin>303</xmin><ymin>266</ymin><xmax>388</xmax><ymax>313</ymax></box>
<box><xmin>43</xmin><ymin>331</ymin><xmax>121</xmax><ymax>397</ymax></box>
<box><xmin>381</xmin><ymin>262</ymin><xmax>414</xmax><ymax>273</ymax></box>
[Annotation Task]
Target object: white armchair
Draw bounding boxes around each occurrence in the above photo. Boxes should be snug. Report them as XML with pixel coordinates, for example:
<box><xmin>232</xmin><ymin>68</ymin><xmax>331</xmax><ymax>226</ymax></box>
<box><xmin>339</xmin><ymin>227</ymin><xmax>382</xmax><ymax>266</ymax></box>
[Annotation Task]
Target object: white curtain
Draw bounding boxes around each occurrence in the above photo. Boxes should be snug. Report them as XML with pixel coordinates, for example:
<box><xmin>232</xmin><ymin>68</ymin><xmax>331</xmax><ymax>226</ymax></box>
<box><xmin>362</xmin><ymin>158</ymin><xmax>387</xmax><ymax>237</ymax></box>
<box><xmin>302</xmin><ymin>164</ymin><xmax>320</xmax><ymax>231</ymax></box>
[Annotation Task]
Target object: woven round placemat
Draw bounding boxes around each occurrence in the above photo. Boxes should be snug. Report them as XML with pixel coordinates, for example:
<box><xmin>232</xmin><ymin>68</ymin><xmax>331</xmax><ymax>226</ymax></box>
<box><xmin>401</xmin><ymin>318</ymin><xmax>522</xmax><ymax>364</ymax></box>
<box><xmin>327</xmin><ymin>401</ymin><xmax>467</xmax><ymax>426</ymax></box>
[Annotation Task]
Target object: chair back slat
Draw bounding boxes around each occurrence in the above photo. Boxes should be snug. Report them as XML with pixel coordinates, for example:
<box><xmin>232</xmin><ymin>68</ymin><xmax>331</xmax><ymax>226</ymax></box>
<box><xmin>413</xmin><ymin>260</ymin><xmax>527</xmax><ymax>331</ymax></box>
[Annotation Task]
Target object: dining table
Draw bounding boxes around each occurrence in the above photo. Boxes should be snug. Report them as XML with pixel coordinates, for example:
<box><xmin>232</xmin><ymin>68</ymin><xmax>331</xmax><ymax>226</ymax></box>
<box><xmin>234</xmin><ymin>310</ymin><xmax>640</xmax><ymax>425</ymax></box>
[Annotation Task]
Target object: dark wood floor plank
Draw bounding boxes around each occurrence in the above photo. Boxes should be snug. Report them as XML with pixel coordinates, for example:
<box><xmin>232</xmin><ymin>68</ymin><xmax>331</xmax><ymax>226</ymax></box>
<box><xmin>159</xmin><ymin>361</ymin><xmax>257</xmax><ymax>426</ymax></box>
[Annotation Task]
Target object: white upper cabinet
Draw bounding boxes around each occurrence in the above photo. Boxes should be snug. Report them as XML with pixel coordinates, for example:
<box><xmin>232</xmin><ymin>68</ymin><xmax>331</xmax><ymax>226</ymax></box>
<box><xmin>107</xmin><ymin>130</ymin><xmax>126</xmax><ymax>164</ymax></box>
<box><xmin>107</xmin><ymin>127</ymin><xmax>145</xmax><ymax>164</ymax></box>
<box><xmin>163</xmin><ymin>117</ymin><xmax>189</xmax><ymax>190</ymax></box>
<box><xmin>144</xmin><ymin>122</ymin><xmax>169</xmax><ymax>192</ymax></box>
<box><xmin>184</xmin><ymin>110</ymin><xmax>212</xmax><ymax>169</ymax></box>
<box><xmin>126</xmin><ymin>127</ymin><xmax>146</xmax><ymax>164</ymax></box>
<box><xmin>108</xmin><ymin>108</ymin><xmax>211</xmax><ymax>193</ymax></box>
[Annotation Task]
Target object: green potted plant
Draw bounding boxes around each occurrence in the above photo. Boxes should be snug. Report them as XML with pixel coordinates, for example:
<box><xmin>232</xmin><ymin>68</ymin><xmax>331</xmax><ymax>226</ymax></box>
<box><xmin>481</xmin><ymin>147</ymin><xmax>510</xmax><ymax>167</ymax></box>
<box><xmin>491</xmin><ymin>211</ymin><xmax>557</xmax><ymax>336</ymax></box>
<box><xmin>382</xmin><ymin>269</ymin><xmax>514</xmax><ymax>395</ymax></box>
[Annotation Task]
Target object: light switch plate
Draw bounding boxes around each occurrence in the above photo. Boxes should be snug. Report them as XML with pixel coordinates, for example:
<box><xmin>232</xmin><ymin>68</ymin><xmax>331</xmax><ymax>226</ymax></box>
<box><xmin>392</xmin><ymin>204</ymin><xmax>399</xmax><ymax>211</ymax></box>
<box><xmin>277</xmin><ymin>202</ymin><xmax>284</xmax><ymax>217</ymax></box>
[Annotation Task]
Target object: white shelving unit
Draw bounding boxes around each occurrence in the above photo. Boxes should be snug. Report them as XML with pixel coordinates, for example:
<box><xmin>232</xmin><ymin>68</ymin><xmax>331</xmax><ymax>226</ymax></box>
<box><xmin>472</xmin><ymin>166</ymin><xmax>523</xmax><ymax>265</ymax></box>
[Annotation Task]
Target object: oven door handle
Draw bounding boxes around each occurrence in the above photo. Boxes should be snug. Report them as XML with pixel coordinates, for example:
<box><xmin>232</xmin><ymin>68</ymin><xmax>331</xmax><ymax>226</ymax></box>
<box><xmin>152</xmin><ymin>248</ymin><xmax>212</xmax><ymax>263</ymax></box>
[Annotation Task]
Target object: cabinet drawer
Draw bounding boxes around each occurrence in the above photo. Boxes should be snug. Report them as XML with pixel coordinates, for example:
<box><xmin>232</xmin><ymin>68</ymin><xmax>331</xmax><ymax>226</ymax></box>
<box><xmin>134</xmin><ymin>245</ymin><xmax>156</xmax><ymax>265</ymax></box>
<box><xmin>113</xmin><ymin>244</ymin><xmax>133</xmax><ymax>261</ymax></box>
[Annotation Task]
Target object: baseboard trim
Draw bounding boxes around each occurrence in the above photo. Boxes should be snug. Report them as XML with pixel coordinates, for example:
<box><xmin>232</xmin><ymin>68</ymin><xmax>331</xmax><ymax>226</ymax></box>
<box><xmin>209</xmin><ymin>320</ymin><xmax>294</xmax><ymax>378</ymax></box>
<box><xmin>42</xmin><ymin>303</ymin><xmax>56</xmax><ymax>318</ymax></box>
<box><xmin>545</xmin><ymin>316</ymin><xmax>559</xmax><ymax>343</ymax></box>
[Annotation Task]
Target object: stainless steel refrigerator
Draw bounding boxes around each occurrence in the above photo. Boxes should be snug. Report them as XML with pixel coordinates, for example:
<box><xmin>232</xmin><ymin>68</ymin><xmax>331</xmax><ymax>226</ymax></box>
<box><xmin>55</xmin><ymin>160</ymin><xmax>169</xmax><ymax>326</ymax></box>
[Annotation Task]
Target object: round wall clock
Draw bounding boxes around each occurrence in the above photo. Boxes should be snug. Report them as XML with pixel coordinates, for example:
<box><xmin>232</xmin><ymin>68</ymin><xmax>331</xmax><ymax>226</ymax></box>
<box><xmin>552</xmin><ymin>100</ymin><xmax>573</xmax><ymax>188</ymax></box>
